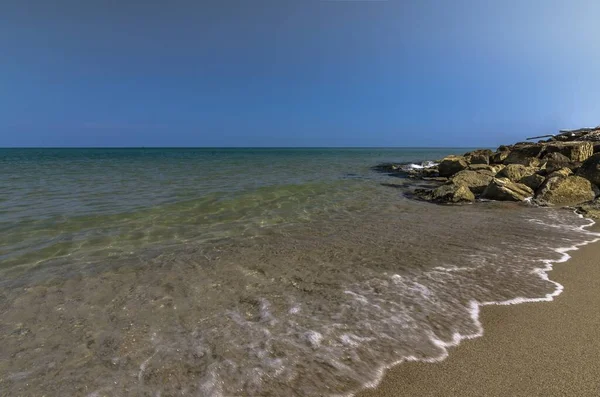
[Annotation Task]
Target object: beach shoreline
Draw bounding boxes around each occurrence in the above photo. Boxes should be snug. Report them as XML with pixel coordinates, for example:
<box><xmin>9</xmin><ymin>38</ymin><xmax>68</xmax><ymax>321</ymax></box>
<box><xmin>358</xmin><ymin>223</ymin><xmax>600</xmax><ymax>397</ymax></box>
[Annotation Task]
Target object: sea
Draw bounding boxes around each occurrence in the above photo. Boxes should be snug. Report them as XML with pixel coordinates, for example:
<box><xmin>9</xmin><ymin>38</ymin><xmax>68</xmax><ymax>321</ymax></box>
<box><xmin>1</xmin><ymin>148</ymin><xmax>599</xmax><ymax>396</ymax></box>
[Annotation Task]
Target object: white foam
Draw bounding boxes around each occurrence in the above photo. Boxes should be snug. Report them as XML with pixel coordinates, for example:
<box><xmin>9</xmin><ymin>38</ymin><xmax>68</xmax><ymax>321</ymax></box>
<box><xmin>349</xmin><ymin>211</ymin><xmax>600</xmax><ymax>397</ymax></box>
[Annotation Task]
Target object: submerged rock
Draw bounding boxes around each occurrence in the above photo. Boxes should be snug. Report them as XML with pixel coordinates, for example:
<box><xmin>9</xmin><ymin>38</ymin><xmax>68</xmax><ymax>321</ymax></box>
<box><xmin>577</xmin><ymin>153</ymin><xmax>600</xmax><ymax>187</ymax></box>
<box><xmin>481</xmin><ymin>178</ymin><xmax>534</xmax><ymax>201</ymax></box>
<box><xmin>535</xmin><ymin>175</ymin><xmax>599</xmax><ymax>206</ymax></box>
<box><xmin>438</xmin><ymin>156</ymin><xmax>468</xmax><ymax>177</ymax></box>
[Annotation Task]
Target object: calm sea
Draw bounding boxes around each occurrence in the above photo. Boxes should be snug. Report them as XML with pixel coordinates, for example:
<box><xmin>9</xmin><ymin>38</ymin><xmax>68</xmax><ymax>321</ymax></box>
<box><xmin>1</xmin><ymin>148</ymin><xmax>598</xmax><ymax>396</ymax></box>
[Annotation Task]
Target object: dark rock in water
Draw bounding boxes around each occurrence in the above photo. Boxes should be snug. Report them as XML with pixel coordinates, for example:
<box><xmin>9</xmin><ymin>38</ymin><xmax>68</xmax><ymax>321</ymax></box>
<box><xmin>464</xmin><ymin>149</ymin><xmax>492</xmax><ymax>165</ymax></box>
<box><xmin>438</xmin><ymin>156</ymin><xmax>468</xmax><ymax>177</ymax></box>
<box><xmin>576</xmin><ymin>198</ymin><xmax>600</xmax><ymax>220</ymax></box>
<box><xmin>544</xmin><ymin>141</ymin><xmax>594</xmax><ymax>162</ymax></box>
<box><xmin>535</xmin><ymin>175</ymin><xmax>599</xmax><ymax>206</ymax></box>
<box><xmin>497</xmin><ymin>164</ymin><xmax>537</xmax><ymax>182</ymax></box>
<box><xmin>577</xmin><ymin>153</ymin><xmax>600</xmax><ymax>187</ymax></box>
<box><xmin>519</xmin><ymin>173</ymin><xmax>545</xmax><ymax>190</ymax></box>
<box><xmin>450</xmin><ymin>169</ymin><xmax>494</xmax><ymax>194</ymax></box>
<box><xmin>481</xmin><ymin>178</ymin><xmax>534</xmax><ymax>201</ymax></box>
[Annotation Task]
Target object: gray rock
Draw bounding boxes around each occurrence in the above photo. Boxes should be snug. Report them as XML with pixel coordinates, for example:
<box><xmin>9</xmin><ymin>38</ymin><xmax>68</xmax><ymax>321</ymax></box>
<box><xmin>481</xmin><ymin>178</ymin><xmax>534</xmax><ymax>201</ymax></box>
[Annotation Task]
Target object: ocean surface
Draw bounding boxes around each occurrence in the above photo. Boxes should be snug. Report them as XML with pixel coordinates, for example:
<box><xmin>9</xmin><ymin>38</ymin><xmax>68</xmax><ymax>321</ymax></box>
<box><xmin>1</xmin><ymin>148</ymin><xmax>599</xmax><ymax>396</ymax></box>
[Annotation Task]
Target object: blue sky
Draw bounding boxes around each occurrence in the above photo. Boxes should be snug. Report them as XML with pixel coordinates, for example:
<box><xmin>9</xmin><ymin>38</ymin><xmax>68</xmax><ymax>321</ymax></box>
<box><xmin>1</xmin><ymin>0</ymin><xmax>599</xmax><ymax>147</ymax></box>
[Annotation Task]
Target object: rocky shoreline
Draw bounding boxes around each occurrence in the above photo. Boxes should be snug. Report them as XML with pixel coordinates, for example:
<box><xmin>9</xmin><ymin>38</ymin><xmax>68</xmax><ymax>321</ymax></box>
<box><xmin>376</xmin><ymin>127</ymin><xmax>600</xmax><ymax>219</ymax></box>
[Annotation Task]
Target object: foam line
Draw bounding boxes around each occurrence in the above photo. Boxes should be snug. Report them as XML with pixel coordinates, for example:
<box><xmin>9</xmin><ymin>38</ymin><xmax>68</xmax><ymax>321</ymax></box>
<box><xmin>349</xmin><ymin>211</ymin><xmax>600</xmax><ymax>397</ymax></box>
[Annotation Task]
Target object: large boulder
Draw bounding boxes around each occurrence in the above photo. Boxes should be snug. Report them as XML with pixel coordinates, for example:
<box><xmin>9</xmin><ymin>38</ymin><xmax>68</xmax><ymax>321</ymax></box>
<box><xmin>541</xmin><ymin>152</ymin><xmax>574</xmax><ymax>173</ymax></box>
<box><xmin>503</xmin><ymin>144</ymin><xmax>545</xmax><ymax>166</ymax></box>
<box><xmin>544</xmin><ymin>141</ymin><xmax>594</xmax><ymax>162</ymax></box>
<box><xmin>519</xmin><ymin>174</ymin><xmax>545</xmax><ymax>190</ymax></box>
<box><xmin>464</xmin><ymin>149</ymin><xmax>492</xmax><ymax>165</ymax></box>
<box><xmin>450</xmin><ymin>169</ymin><xmax>494</xmax><ymax>194</ymax></box>
<box><xmin>497</xmin><ymin>164</ymin><xmax>537</xmax><ymax>182</ymax></box>
<box><xmin>535</xmin><ymin>175</ymin><xmax>599</xmax><ymax>206</ymax></box>
<box><xmin>577</xmin><ymin>153</ymin><xmax>600</xmax><ymax>186</ymax></box>
<box><xmin>414</xmin><ymin>182</ymin><xmax>475</xmax><ymax>203</ymax></box>
<box><xmin>481</xmin><ymin>178</ymin><xmax>534</xmax><ymax>201</ymax></box>
<box><xmin>431</xmin><ymin>183</ymin><xmax>475</xmax><ymax>203</ymax></box>
<box><xmin>438</xmin><ymin>156</ymin><xmax>469</xmax><ymax>177</ymax></box>
<box><xmin>491</xmin><ymin>150</ymin><xmax>510</xmax><ymax>164</ymax></box>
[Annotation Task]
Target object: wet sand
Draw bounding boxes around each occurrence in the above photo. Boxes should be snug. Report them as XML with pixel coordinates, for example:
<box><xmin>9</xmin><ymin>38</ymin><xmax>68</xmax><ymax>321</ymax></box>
<box><xmin>358</xmin><ymin>226</ymin><xmax>600</xmax><ymax>397</ymax></box>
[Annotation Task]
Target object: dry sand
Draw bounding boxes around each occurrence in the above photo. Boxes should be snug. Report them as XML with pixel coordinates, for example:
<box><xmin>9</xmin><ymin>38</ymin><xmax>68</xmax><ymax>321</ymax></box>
<box><xmin>358</xmin><ymin>227</ymin><xmax>600</xmax><ymax>397</ymax></box>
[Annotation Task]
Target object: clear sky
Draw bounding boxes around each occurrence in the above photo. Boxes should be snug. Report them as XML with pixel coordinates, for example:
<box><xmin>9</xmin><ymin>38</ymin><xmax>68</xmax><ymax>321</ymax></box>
<box><xmin>1</xmin><ymin>0</ymin><xmax>599</xmax><ymax>147</ymax></box>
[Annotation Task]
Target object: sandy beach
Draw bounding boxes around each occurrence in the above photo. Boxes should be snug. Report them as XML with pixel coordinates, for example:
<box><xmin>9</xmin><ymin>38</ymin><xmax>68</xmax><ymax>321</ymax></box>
<box><xmin>359</xmin><ymin>225</ymin><xmax>600</xmax><ymax>397</ymax></box>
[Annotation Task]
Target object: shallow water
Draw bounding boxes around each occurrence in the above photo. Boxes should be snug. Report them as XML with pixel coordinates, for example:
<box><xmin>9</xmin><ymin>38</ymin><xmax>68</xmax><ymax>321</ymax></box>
<box><xmin>1</xmin><ymin>148</ymin><xmax>598</xmax><ymax>396</ymax></box>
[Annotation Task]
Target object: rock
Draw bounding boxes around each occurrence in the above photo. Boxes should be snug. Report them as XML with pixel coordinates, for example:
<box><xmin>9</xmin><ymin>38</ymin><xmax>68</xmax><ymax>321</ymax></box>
<box><xmin>541</xmin><ymin>152</ymin><xmax>572</xmax><ymax>173</ymax></box>
<box><xmin>535</xmin><ymin>175</ymin><xmax>599</xmax><ymax>206</ymax></box>
<box><xmin>468</xmin><ymin>163</ymin><xmax>505</xmax><ymax>173</ymax></box>
<box><xmin>519</xmin><ymin>174</ymin><xmax>545</xmax><ymax>190</ymax></box>
<box><xmin>430</xmin><ymin>182</ymin><xmax>475</xmax><ymax>203</ymax></box>
<box><xmin>547</xmin><ymin>167</ymin><xmax>573</xmax><ymax>178</ymax></box>
<box><xmin>577</xmin><ymin>153</ymin><xmax>600</xmax><ymax>186</ymax></box>
<box><xmin>503</xmin><ymin>144</ymin><xmax>545</xmax><ymax>165</ymax></box>
<box><xmin>497</xmin><ymin>164</ymin><xmax>537</xmax><ymax>182</ymax></box>
<box><xmin>464</xmin><ymin>149</ymin><xmax>492</xmax><ymax>165</ymax></box>
<box><xmin>481</xmin><ymin>178</ymin><xmax>534</xmax><ymax>201</ymax></box>
<box><xmin>450</xmin><ymin>170</ymin><xmax>494</xmax><ymax>194</ymax></box>
<box><xmin>491</xmin><ymin>150</ymin><xmax>510</xmax><ymax>164</ymax></box>
<box><xmin>544</xmin><ymin>141</ymin><xmax>594</xmax><ymax>162</ymax></box>
<box><xmin>576</xmin><ymin>199</ymin><xmax>600</xmax><ymax>220</ymax></box>
<box><xmin>438</xmin><ymin>156</ymin><xmax>469</xmax><ymax>177</ymax></box>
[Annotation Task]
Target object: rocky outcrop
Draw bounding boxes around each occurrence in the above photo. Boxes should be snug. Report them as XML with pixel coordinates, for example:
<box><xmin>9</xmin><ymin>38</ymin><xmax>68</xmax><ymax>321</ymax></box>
<box><xmin>577</xmin><ymin>153</ymin><xmax>600</xmax><ymax>187</ymax></box>
<box><xmin>451</xmin><ymin>170</ymin><xmax>494</xmax><ymax>194</ymax></box>
<box><xmin>481</xmin><ymin>178</ymin><xmax>534</xmax><ymax>201</ymax></box>
<box><xmin>535</xmin><ymin>175</ymin><xmax>599</xmax><ymax>206</ymax></box>
<box><xmin>497</xmin><ymin>164</ymin><xmax>537</xmax><ymax>182</ymax></box>
<box><xmin>544</xmin><ymin>141</ymin><xmax>594</xmax><ymax>162</ymax></box>
<box><xmin>438</xmin><ymin>156</ymin><xmax>468</xmax><ymax>177</ymax></box>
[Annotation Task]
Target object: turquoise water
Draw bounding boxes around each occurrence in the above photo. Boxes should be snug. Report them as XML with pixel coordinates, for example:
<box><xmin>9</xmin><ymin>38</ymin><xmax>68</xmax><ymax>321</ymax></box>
<box><xmin>1</xmin><ymin>148</ymin><xmax>598</xmax><ymax>396</ymax></box>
